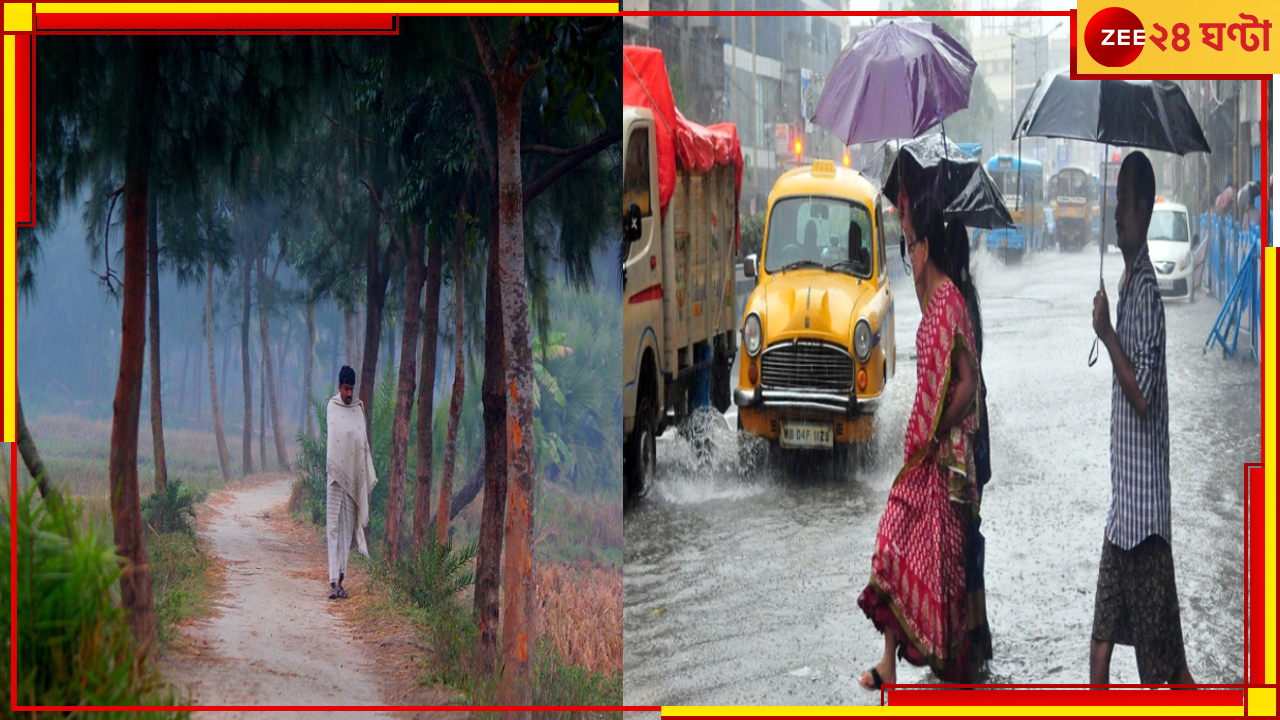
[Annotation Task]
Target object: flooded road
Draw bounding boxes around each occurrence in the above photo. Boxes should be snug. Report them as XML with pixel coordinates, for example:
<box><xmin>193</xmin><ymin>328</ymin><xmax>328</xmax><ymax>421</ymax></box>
<box><xmin>623</xmin><ymin>246</ymin><xmax>1256</xmax><ymax>705</ymax></box>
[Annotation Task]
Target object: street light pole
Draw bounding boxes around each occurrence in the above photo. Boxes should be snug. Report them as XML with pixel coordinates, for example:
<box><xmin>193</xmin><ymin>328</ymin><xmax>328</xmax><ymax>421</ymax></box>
<box><xmin>1009</xmin><ymin>34</ymin><xmax>1015</xmax><ymax>156</ymax></box>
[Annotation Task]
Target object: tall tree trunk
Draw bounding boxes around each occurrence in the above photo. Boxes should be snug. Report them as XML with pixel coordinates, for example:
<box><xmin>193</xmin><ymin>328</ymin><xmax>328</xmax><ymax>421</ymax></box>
<box><xmin>472</xmin><ymin>23</ymin><xmax>538</xmax><ymax>706</ymax></box>
<box><xmin>257</xmin><ymin>256</ymin><xmax>288</xmax><ymax>469</ymax></box>
<box><xmin>355</xmin><ymin>302</ymin><xmax>365</xmax><ymax>372</ymax></box>
<box><xmin>344</xmin><ymin>308</ymin><xmax>356</xmax><ymax>368</ymax></box>
<box><xmin>178</xmin><ymin>344</ymin><xmax>189</xmax><ymax>415</ymax></box>
<box><xmin>386</xmin><ymin>223</ymin><xmax>426</xmax><ymax>561</ymax></box>
<box><xmin>384</xmin><ymin>319</ymin><xmax>397</xmax><ymax>388</ymax></box>
<box><xmin>194</xmin><ymin>344</ymin><xmax>203</xmax><ymax>422</ymax></box>
<box><xmin>359</xmin><ymin>223</ymin><xmax>391</xmax><ymax>441</ymax></box>
<box><xmin>240</xmin><ymin>257</ymin><xmax>254</xmax><ymax>476</ymax></box>
<box><xmin>110</xmin><ymin>34</ymin><xmax>159</xmax><ymax>652</ymax></box>
<box><xmin>207</xmin><ymin>259</ymin><xmax>232</xmax><ymax>483</ymax></box>
<box><xmin>16</xmin><ymin>382</ymin><xmax>53</xmax><ymax>500</ymax></box>
<box><xmin>259</xmin><ymin>359</ymin><xmax>267</xmax><ymax>472</ymax></box>
<box><xmin>277</xmin><ymin>316</ymin><xmax>292</xmax><ymax>442</ymax></box>
<box><xmin>304</xmin><ymin>294</ymin><xmax>316</xmax><ymax>440</ymax></box>
<box><xmin>332</xmin><ymin>308</ymin><xmax>342</xmax><ymax>389</ymax></box>
<box><xmin>147</xmin><ymin>182</ymin><xmax>168</xmax><ymax>496</ymax></box>
<box><xmin>412</xmin><ymin>234</ymin><xmax>444</xmax><ymax>550</ymax></box>
<box><xmin>221</xmin><ymin>333</ymin><xmax>230</xmax><ymax>425</ymax></box>
<box><xmin>474</xmin><ymin>123</ymin><xmax>508</xmax><ymax>677</ymax></box>
<box><xmin>438</xmin><ymin>199</ymin><xmax>470</xmax><ymax>545</ymax></box>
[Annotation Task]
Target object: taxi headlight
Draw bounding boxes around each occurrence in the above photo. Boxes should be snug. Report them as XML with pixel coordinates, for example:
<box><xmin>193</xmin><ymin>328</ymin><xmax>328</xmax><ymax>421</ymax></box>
<box><xmin>854</xmin><ymin>319</ymin><xmax>873</xmax><ymax>362</ymax></box>
<box><xmin>743</xmin><ymin>313</ymin><xmax>763</xmax><ymax>357</ymax></box>
<box><xmin>1178</xmin><ymin>251</ymin><xmax>1191</xmax><ymax>271</ymax></box>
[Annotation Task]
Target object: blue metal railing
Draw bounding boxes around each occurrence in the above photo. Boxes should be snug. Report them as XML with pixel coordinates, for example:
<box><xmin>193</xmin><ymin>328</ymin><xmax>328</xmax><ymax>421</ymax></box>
<box><xmin>1197</xmin><ymin>212</ymin><xmax>1262</xmax><ymax>363</ymax></box>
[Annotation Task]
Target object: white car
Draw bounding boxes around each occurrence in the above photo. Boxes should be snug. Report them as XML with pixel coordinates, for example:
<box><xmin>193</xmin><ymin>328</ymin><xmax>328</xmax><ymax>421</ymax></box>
<box><xmin>1146</xmin><ymin>202</ymin><xmax>1195</xmax><ymax>301</ymax></box>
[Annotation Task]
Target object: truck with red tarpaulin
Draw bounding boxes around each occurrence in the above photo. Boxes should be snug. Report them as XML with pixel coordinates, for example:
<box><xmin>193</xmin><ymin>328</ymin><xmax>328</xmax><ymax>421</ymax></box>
<box><xmin>623</xmin><ymin>44</ymin><xmax>743</xmax><ymax>499</ymax></box>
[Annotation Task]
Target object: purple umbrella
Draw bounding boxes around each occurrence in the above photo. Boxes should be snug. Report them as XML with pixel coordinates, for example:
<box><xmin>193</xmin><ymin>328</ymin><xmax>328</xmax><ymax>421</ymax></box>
<box><xmin>812</xmin><ymin>19</ymin><xmax>977</xmax><ymax>146</ymax></box>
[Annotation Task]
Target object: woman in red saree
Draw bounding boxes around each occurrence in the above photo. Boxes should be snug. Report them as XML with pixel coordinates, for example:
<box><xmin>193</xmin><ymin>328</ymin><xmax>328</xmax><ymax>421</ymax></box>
<box><xmin>858</xmin><ymin>191</ymin><xmax>983</xmax><ymax>689</ymax></box>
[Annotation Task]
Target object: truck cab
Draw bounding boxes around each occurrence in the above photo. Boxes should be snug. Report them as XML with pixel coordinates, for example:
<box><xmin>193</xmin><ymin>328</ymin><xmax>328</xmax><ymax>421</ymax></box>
<box><xmin>623</xmin><ymin>104</ymin><xmax>740</xmax><ymax>499</ymax></box>
<box><xmin>623</xmin><ymin>108</ymin><xmax>663</xmax><ymax>495</ymax></box>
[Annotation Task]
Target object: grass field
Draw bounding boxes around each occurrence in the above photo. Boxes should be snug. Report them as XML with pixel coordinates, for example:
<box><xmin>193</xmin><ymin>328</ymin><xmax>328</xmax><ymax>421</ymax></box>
<box><xmin>12</xmin><ymin>415</ymin><xmax>249</xmax><ymax>650</ymax></box>
<box><xmin>19</xmin><ymin>412</ymin><xmax>291</xmax><ymax>497</ymax></box>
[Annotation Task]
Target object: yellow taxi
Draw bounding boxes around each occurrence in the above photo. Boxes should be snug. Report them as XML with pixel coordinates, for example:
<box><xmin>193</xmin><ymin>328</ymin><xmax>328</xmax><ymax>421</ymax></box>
<box><xmin>734</xmin><ymin>160</ymin><xmax>895</xmax><ymax>464</ymax></box>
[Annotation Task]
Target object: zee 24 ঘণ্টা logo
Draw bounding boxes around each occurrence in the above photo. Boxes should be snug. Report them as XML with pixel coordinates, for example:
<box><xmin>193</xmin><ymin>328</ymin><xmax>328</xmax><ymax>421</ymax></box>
<box><xmin>1085</xmin><ymin>6</ymin><xmax>1273</xmax><ymax>67</ymax></box>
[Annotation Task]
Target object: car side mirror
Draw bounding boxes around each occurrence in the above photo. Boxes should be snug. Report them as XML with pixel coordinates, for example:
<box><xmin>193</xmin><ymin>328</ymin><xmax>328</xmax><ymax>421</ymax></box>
<box><xmin>624</xmin><ymin>203</ymin><xmax>643</xmax><ymax>244</ymax></box>
<box><xmin>744</xmin><ymin>253</ymin><xmax>758</xmax><ymax>279</ymax></box>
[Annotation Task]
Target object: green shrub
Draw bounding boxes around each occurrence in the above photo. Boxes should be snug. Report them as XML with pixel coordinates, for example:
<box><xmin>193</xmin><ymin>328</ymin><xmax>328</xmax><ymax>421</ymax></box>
<box><xmin>530</xmin><ymin>643</ymin><xmax>623</xmax><ymax>714</ymax></box>
<box><xmin>147</xmin><ymin>530</ymin><xmax>212</xmax><ymax>646</ymax></box>
<box><xmin>1</xmin><ymin>487</ymin><xmax>189</xmax><ymax>715</ymax></box>
<box><xmin>293</xmin><ymin>401</ymin><xmax>329</xmax><ymax>527</ymax></box>
<box><xmin>140</xmin><ymin>478</ymin><xmax>204</xmax><ymax>536</ymax></box>
<box><xmin>472</xmin><ymin>644</ymin><xmax>622</xmax><ymax>719</ymax></box>
<box><xmin>369</xmin><ymin>537</ymin><xmax>481</xmax><ymax>694</ymax></box>
<box><xmin>393</xmin><ymin>535</ymin><xmax>476</xmax><ymax>612</ymax></box>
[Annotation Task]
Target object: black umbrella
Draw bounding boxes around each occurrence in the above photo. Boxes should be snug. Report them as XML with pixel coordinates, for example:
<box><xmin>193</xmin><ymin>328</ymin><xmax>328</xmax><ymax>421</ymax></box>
<box><xmin>881</xmin><ymin>133</ymin><xmax>1014</xmax><ymax>230</ymax></box>
<box><xmin>1012</xmin><ymin>68</ymin><xmax>1211</xmax><ymax>365</ymax></box>
<box><xmin>1012</xmin><ymin>70</ymin><xmax>1211</xmax><ymax>154</ymax></box>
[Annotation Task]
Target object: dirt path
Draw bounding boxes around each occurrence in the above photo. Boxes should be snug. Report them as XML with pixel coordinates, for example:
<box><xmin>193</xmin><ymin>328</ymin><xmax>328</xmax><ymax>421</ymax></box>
<box><xmin>163</xmin><ymin>473</ymin><xmax>459</xmax><ymax>719</ymax></box>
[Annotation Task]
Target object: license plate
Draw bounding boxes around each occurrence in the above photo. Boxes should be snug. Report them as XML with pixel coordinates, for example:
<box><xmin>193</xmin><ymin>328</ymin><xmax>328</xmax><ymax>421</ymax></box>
<box><xmin>1158</xmin><ymin>279</ymin><xmax>1173</xmax><ymax>291</ymax></box>
<box><xmin>780</xmin><ymin>421</ymin><xmax>833</xmax><ymax>449</ymax></box>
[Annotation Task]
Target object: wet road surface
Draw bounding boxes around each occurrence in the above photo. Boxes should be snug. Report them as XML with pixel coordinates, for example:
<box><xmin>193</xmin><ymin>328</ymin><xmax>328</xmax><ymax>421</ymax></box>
<box><xmin>624</xmin><ymin>246</ymin><xmax>1255</xmax><ymax>705</ymax></box>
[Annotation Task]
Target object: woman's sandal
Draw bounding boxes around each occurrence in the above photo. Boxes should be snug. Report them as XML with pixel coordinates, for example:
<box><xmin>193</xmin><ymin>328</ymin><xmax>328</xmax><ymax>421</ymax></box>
<box><xmin>860</xmin><ymin>667</ymin><xmax>885</xmax><ymax>691</ymax></box>
<box><xmin>328</xmin><ymin>584</ymin><xmax>339</xmax><ymax>600</ymax></box>
<box><xmin>337</xmin><ymin>585</ymin><xmax>350</xmax><ymax>599</ymax></box>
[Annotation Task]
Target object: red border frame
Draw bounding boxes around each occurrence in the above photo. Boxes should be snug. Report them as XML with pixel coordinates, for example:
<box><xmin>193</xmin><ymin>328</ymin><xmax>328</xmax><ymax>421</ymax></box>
<box><xmin>15</xmin><ymin>33</ymin><xmax>30</xmax><ymax>226</ymax></box>
<box><xmin>886</xmin><ymin>686</ymin><xmax>1247</xmax><ymax>706</ymax></box>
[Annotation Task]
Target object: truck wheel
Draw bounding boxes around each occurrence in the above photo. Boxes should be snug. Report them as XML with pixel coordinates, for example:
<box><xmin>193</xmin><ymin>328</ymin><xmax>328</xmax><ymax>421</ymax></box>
<box><xmin>626</xmin><ymin>394</ymin><xmax>657</xmax><ymax>501</ymax></box>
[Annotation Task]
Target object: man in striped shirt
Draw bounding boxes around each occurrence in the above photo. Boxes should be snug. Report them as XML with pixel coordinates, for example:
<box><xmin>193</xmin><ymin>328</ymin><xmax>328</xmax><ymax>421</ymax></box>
<box><xmin>1089</xmin><ymin>151</ymin><xmax>1195</xmax><ymax>687</ymax></box>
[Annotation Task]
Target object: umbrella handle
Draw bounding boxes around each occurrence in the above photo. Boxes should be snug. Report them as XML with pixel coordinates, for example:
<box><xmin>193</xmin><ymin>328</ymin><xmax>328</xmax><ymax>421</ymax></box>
<box><xmin>937</xmin><ymin>105</ymin><xmax>951</xmax><ymax>190</ymax></box>
<box><xmin>1091</xmin><ymin>143</ymin><xmax>1109</xmax><ymax>368</ymax></box>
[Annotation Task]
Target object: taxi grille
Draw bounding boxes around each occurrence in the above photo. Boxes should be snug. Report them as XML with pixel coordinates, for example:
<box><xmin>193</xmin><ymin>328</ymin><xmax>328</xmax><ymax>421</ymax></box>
<box><xmin>760</xmin><ymin>341</ymin><xmax>854</xmax><ymax>392</ymax></box>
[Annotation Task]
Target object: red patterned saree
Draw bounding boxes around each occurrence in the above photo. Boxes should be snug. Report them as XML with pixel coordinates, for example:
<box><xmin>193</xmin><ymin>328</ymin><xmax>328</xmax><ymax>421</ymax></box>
<box><xmin>857</xmin><ymin>279</ymin><xmax>981</xmax><ymax>683</ymax></box>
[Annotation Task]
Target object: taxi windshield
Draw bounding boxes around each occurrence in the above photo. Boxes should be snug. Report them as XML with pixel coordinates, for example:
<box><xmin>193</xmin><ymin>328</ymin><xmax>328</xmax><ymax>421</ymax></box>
<box><xmin>765</xmin><ymin>196</ymin><xmax>874</xmax><ymax>278</ymax></box>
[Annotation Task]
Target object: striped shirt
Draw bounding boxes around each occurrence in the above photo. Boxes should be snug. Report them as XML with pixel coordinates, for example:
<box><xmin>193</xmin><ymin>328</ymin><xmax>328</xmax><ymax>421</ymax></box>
<box><xmin>1106</xmin><ymin>246</ymin><xmax>1171</xmax><ymax>551</ymax></box>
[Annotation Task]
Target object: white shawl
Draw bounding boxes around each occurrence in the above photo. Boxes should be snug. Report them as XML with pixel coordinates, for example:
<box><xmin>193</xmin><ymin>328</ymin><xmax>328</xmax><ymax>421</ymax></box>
<box><xmin>326</xmin><ymin>394</ymin><xmax>379</xmax><ymax>556</ymax></box>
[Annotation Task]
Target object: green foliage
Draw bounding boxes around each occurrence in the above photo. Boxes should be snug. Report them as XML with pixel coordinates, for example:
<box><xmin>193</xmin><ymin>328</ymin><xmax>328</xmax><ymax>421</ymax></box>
<box><xmin>1</xmin><ymin>487</ymin><xmax>189</xmax><ymax>714</ymax></box>
<box><xmin>472</xmin><ymin>644</ymin><xmax>622</xmax><ymax>718</ymax></box>
<box><xmin>140</xmin><ymin>478</ymin><xmax>205</xmax><ymax>537</ymax></box>
<box><xmin>148</xmin><ymin>530</ymin><xmax>212</xmax><ymax>646</ymax></box>
<box><xmin>738</xmin><ymin>211</ymin><xmax>767</xmax><ymax>259</ymax></box>
<box><xmin>294</xmin><ymin>400</ymin><xmax>331</xmax><ymax>527</ymax></box>
<box><xmin>391</xmin><ymin>536</ymin><xmax>477</xmax><ymax>618</ymax></box>
<box><xmin>530</xmin><ymin>644</ymin><xmax>623</xmax><ymax>712</ymax></box>
<box><xmin>534</xmin><ymin>281</ymin><xmax>622</xmax><ymax>495</ymax></box>
<box><xmin>369</xmin><ymin>537</ymin><xmax>481</xmax><ymax>693</ymax></box>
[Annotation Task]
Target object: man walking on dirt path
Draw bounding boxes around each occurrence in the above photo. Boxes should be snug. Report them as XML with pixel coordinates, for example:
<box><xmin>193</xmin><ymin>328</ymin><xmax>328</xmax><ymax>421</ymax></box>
<box><xmin>326</xmin><ymin>365</ymin><xmax>379</xmax><ymax>600</ymax></box>
<box><xmin>1090</xmin><ymin>151</ymin><xmax>1195</xmax><ymax>687</ymax></box>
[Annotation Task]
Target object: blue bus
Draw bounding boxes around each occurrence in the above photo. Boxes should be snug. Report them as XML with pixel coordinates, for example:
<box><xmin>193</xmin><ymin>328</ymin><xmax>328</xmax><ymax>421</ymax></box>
<box><xmin>986</xmin><ymin>155</ymin><xmax>1045</xmax><ymax>261</ymax></box>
